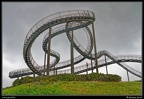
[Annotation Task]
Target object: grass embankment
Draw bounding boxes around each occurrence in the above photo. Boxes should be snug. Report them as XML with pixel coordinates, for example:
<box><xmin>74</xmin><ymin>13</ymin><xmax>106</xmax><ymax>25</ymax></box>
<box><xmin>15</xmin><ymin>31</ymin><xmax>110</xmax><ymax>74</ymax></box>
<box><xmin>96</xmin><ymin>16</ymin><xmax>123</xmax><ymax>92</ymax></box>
<box><xmin>2</xmin><ymin>73</ymin><xmax>142</xmax><ymax>95</ymax></box>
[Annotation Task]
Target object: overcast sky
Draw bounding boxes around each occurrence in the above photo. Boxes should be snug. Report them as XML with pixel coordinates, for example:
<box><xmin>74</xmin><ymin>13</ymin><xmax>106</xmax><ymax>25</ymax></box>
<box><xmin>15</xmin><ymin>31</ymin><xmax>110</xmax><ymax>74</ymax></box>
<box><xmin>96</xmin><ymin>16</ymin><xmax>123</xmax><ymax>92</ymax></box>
<box><xmin>2</xmin><ymin>2</ymin><xmax>142</xmax><ymax>88</ymax></box>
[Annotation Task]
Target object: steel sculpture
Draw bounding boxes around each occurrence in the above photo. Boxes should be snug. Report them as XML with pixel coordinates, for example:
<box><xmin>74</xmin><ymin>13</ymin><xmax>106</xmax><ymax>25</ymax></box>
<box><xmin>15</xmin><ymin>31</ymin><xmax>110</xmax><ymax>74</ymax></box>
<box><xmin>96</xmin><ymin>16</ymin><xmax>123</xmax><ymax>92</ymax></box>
<box><xmin>8</xmin><ymin>10</ymin><xmax>142</xmax><ymax>79</ymax></box>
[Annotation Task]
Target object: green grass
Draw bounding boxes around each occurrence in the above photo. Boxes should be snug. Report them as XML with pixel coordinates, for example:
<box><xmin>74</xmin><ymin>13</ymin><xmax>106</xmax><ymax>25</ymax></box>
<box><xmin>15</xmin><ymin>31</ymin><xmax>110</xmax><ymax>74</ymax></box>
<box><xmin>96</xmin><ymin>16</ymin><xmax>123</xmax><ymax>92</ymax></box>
<box><xmin>2</xmin><ymin>73</ymin><xmax>141</xmax><ymax>95</ymax></box>
<box><xmin>2</xmin><ymin>81</ymin><xmax>142</xmax><ymax>95</ymax></box>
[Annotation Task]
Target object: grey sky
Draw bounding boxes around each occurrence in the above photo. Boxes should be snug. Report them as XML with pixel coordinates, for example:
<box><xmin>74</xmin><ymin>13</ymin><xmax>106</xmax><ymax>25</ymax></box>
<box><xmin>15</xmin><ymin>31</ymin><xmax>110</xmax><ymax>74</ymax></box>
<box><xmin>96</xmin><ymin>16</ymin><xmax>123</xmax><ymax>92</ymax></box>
<box><xmin>2</xmin><ymin>2</ymin><xmax>142</xmax><ymax>88</ymax></box>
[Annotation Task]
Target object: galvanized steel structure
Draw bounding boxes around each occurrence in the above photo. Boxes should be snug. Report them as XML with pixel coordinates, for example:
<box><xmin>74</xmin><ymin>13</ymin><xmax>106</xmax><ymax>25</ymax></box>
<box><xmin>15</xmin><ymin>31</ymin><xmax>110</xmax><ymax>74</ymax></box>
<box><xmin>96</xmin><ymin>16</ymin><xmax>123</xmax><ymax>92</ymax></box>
<box><xmin>9</xmin><ymin>10</ymin><xmax>142</xmax><ymax>79</ymax></box>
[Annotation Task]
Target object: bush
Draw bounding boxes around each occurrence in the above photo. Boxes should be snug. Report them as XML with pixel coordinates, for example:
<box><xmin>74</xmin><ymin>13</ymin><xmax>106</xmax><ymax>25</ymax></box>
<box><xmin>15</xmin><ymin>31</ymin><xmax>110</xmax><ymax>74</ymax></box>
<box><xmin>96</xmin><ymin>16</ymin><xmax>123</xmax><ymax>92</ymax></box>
<box><xmin>12</xmin><ymin>78</ymin><xmax>21</xmax><ymax>86</ymax></box>
<box><xmin>12</xmin><ymin>73</ymin><xmax>121</xmax><ymax>86</ymax></box>
<box><xmin>20</xmin><ymin>76</ymin><xmax>33</xmax><ymax>84</ymax></box>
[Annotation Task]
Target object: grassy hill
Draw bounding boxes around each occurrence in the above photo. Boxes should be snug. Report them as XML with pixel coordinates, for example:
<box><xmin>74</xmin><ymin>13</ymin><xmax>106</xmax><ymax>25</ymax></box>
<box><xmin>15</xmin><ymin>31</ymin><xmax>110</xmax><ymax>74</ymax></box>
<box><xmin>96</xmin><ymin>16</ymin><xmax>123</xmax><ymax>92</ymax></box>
<box><xmin>2</xmin><ymin>73</ymin><xmax>142</xmax><ymax>95</ymax></box>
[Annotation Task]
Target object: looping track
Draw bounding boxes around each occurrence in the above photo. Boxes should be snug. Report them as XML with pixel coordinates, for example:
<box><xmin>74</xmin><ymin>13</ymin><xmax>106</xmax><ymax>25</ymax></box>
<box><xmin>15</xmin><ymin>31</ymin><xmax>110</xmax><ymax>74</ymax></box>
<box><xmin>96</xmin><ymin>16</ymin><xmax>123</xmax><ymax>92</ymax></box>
<box><xmin>9</xmin><ymin>10</ymin><xmax>142</xmax><ymax>79</ymax></box>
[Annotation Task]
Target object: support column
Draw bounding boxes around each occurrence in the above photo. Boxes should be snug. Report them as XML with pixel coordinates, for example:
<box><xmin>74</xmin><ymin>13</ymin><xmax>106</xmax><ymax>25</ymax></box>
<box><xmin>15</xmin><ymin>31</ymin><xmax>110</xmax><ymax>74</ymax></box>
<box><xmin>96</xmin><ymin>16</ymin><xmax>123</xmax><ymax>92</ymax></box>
<box><xmin>86</xmin><ymin>62</ymin><xmax>88</xmax><ymax>75</ymax></box>
<box><xmin>47</xmin><ymin>27</ymin><xmax>51</xmax><ymax>76</ymax></box>
<box><xmin>33</xmin><ymin>73</ymin><xmax>35</xmax><ymax>77</ymax></box>
<box><xmin>127</xmin><ymin>70</ymin><xmax>130</xmax><ymax>81</ymax></box>
<box><xmin>105</xmin><ymin>55</ymin><xmax>108</xmax><ymax>74</ymax></box>
<box><xmin>71</xmin><ymin>30</ymin><xmax>74</xmax><ymax>74</ymax></box>
<box><xmin>92</xmin><ymin>22</ymin><xmax>99</xmax><ymax>73</ymax></box>
<box><xmin>91</xmin><ymin>54</ymin><xmax>93</xmax><ymax>73</ymax></box>
<box><xmin>43</xmin><ymin>52</ymin><xmax>46</xmax><ymax>76</ymax></box>
<box><xmin>53</xmin><ymin>66</ymin><xmax>55</xmax><ymax>75</ymax></box>
<box><xmin>56</xmin><ymin>68</ymin><xmax>57</xmax><ymax>75</ymax></box>
<box><xmin>91</xmin><ymin>59</ymin><xmax>93</xmax><ymax>73</ymax></box>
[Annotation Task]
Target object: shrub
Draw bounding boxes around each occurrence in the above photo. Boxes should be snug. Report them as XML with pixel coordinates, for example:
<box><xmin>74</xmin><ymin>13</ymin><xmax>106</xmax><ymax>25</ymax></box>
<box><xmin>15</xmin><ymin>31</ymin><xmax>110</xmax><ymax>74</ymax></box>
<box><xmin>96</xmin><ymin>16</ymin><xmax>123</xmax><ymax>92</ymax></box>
<box><xmin>12</xmin><ymin>78</ymin><xmax>21</xmax><ymax>86</ymax></box>
<box><xmin>12</xmin><ymin>73</ymin><xmax>121</xmax><ymax>86</ymax></box>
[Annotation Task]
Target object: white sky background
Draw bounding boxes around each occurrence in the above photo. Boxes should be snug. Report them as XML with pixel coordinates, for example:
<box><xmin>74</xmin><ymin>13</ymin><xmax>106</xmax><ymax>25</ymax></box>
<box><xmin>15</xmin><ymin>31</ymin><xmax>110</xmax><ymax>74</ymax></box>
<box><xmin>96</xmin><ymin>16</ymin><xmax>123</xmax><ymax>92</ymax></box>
<box><xmin>2</xmin><ymin>2</ymin><xmax>142</xmax><ymax>88</ymax></box>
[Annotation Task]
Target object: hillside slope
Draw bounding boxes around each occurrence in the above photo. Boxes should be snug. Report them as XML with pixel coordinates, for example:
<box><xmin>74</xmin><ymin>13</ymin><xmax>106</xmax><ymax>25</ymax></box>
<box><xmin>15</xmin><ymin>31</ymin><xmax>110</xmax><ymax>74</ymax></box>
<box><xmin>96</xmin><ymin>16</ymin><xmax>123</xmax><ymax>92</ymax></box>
<box><xmin>2</xmin><ymin>81</ymin><xmax>142</xmax><ymax>95</ymax></box>
<box><xmin>2</xmin><ymin>73</ymin><xmax>142</xmax><ymax>95</ymax></box>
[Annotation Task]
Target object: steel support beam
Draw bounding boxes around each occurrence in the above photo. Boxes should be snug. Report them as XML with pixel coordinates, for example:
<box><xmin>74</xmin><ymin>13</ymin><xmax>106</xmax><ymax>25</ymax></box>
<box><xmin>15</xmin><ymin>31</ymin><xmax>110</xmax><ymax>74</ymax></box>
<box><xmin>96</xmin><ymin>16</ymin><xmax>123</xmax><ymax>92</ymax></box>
<box><xmin>127</xmin><ymin>70</ymin><xmax>130</xmax><ymax>81</ymax></box>
<box><xmin>43</xmin><ymin>52</ymin><xmax>46</xmax><ymax>75</ymax></box>
<box><xmin>47</xmin><ymin>27</ymin><xmax>51</xmax><ymax>76</ymax></box>
<box><xmin>91</xmin><ymin>59</ymin><xmax>93</xmax><ymax>73</ymax></box>
<box><xmin>105</xmin><ymin>55</ymin><xmax>108</xmax><ymax>74</ymax></box>
<box><xmin>53</xmin><ymin>66</ymin><xmax>55</xmax><ymax>75</ymax></box>
<box><xmin>92</xmin><ymin>22</ymin><xmax>99</xmax><ymax>73</ymax></box>
<box><xmin>71</xmin><ymin>30</ymin><xmax>74</xmax><ymax>74</ymax></box>
<box><xmin>86</xmin><ymin>62</ymin><xmax>88</xmax><ymax>75</ymax></box>
<box><xmin>33</xmin><ymin>73</ymin><xmax>35</xmax><ymax>77</ymax></box>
